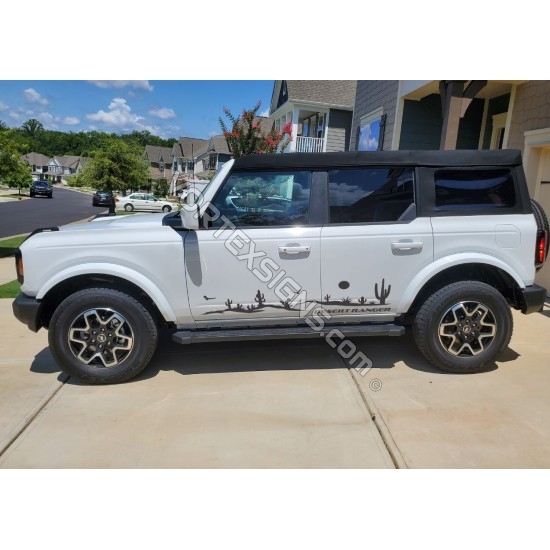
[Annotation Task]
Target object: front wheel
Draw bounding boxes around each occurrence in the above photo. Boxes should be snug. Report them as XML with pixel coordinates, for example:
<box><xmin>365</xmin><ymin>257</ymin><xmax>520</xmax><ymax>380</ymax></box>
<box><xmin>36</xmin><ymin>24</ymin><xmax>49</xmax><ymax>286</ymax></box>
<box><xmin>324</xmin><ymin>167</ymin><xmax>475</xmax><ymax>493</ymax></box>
<box><xmin>48</xmin><ymin>288</ymin><xmax>159</xmax><ymax>384</ymax></box>
<box><xmin>413</xmin><ymin>281</ymin><xmax>513</xmax><ymax>374</ymax></box>
<box><xmin>124</xmin><ymin>203</ymin><xmax>134</xmax><ymax>212</ymax></box>
<box><xmin>162</xmin><ymin>205</ymin><xmax>171</xmax><ymax>213</ymax></box>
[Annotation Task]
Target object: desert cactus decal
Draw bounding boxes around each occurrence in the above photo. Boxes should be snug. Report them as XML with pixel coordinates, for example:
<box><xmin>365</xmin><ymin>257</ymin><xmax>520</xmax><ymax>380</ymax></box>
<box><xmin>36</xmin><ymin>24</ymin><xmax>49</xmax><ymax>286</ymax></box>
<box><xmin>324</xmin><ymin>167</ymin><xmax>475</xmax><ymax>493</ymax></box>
<box><xmin>374</xmin><ymin>278</ymin><xmax>391</xmax><ymax>305</ymax></box>
<box><xmin>255</xmin><ymin>290</ymin><xmax>265</xmax><ymax>307</ymax></box>
<box><xmin>206</xmin><ymin>279</ymin><xmax>392</xmax><ymax>315</ymax></box>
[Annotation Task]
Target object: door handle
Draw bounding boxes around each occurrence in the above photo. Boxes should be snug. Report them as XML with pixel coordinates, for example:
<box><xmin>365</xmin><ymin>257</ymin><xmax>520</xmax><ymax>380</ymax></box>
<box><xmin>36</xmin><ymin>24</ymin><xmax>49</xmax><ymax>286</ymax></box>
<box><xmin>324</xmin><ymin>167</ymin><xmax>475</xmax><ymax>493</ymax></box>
<box><xmin>391</xmin><ymin>241</ymin><xmax>423</xmax><ymax>251</ymax></box>
<box><xmin>278</xmin><ymin>245</ymin><xmax>311</xmax><ymax>254</ymax></box>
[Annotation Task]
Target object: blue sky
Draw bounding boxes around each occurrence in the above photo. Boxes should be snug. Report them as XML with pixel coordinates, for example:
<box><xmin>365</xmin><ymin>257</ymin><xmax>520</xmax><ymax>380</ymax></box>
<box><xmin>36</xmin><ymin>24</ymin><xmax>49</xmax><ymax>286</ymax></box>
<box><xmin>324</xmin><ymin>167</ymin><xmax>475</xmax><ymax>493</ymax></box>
<box><xmin>0</xmin><ymin>81</ymin><xmax>275</xmax><ymax>140</ymax></box>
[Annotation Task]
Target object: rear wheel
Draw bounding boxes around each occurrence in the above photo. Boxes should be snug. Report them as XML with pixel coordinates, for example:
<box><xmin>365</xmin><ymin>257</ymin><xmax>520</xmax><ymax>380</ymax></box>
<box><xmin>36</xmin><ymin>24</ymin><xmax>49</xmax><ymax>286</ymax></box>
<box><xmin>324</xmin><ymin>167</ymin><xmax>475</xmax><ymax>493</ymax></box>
<box><xmin>162</xmin><ymin>205</ymin><xmax>171</xmax><ymax>213</ymax></box>
<box><xmin>124</xmin><ymin>203</ymin><xmax>134</xmax><ymax>212</ymax></box>
<box><xmin>413</xmin><ymin>281</ymin><xmax>512</xmax><ymax>374</ymax></box>
<box><xmin>48</xmin><ymin>288</ymin><xmax>158</xmax><ymax>384</ymax></box>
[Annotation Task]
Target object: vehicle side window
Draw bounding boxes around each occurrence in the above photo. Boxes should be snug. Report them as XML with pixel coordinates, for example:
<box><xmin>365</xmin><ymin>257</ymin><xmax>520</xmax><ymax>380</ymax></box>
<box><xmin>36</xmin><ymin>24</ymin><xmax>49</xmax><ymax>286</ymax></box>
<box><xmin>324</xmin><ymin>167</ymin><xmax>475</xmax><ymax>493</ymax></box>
<box><xmin>210</xmin><ymin>170</ymin><xmax>312</xmax><ymax>227</ymax></box>
<box><xmin>434</xmin><ymin>169</ymin><xmax>516</xmax><ymax>210</ymax></box>
<box><xmin>328</xmin><ymin>167</ymin><xmax>415</xmax><ymax>224</ymax></box>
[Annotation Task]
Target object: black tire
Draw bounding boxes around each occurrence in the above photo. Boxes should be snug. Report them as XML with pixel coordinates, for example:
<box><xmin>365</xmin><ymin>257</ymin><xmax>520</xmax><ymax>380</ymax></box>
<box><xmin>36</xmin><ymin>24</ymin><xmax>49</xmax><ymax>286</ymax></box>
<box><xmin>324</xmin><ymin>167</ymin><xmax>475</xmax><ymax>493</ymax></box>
<box><xmin>48</xmin><ymin>288</ymin><xmax>158</xmax><ymax>384</ymax></box>
<box><xmin>124</xmin><ymin>203</ymin><xmax>134</xmax><ymax>212</ymax></box>
<box><xmin>162</xmin><ymin>205</ymin><xmax>171</xmax><ymax>213</ymax></box>
<box><xmin>413</xmin><ymin>281</ymin><xmax>513</xmax><ymax>374</ymax></box>
<box><xmin>30</xmin><ymin>192</ymin><xmax>35</xmax><ymax>197</ymax></box>
<box><xmin>531</xmin><ymin>198</ymin><xmax>550</xmax><ymax>256</ymax></box>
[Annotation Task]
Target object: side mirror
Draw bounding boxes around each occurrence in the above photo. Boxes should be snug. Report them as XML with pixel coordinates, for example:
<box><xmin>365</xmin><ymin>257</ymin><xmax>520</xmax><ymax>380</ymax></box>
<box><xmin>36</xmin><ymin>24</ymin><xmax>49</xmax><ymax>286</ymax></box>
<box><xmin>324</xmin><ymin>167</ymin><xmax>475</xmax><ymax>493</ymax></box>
<box><xmin>182</xmin><ymin>203</ymin><xmax>200</xmax><ymax>230</ymax></box>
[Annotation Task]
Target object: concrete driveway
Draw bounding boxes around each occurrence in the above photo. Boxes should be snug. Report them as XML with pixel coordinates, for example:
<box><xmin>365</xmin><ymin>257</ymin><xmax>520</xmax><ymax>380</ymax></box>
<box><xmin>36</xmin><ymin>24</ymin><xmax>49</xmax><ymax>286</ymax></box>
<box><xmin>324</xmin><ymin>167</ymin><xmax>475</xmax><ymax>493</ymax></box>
<box><xmin>1</xmin><ymin>295</ymin><xmax>550</xmax><ymax>469</ymax></box>
<box><xmin>0</xmin><ymin>299</ymin><xmax>393</xmax><ymax>468</ymax></box>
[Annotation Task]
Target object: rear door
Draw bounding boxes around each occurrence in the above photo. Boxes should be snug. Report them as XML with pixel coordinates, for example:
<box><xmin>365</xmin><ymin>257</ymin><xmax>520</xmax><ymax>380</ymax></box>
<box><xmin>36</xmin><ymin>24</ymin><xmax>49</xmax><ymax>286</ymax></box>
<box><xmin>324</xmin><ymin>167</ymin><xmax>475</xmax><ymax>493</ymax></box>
<box><xmin>320</xmin><ymin>166</ymin><xmax>434</xmax><ymax>319</ymax></box>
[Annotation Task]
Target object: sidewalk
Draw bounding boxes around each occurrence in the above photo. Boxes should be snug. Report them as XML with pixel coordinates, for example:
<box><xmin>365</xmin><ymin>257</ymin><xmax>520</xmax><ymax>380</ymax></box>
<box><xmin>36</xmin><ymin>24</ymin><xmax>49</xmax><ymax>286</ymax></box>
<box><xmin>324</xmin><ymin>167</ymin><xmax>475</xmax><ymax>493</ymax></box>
<box><xmin>0</xmin><ymin>257</ymin><xmax>16</xmax><ymax>285</ymax></box>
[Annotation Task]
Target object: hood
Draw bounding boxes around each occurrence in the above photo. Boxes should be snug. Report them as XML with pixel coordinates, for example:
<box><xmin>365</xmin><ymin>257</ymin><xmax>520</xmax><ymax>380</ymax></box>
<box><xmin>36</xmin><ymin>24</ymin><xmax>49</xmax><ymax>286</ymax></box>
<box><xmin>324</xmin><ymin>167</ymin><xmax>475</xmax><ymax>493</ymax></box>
<box><xmin>60</xmin><ymin>212</ymin><xmax>169</xmax><ymax>233</ymax></box>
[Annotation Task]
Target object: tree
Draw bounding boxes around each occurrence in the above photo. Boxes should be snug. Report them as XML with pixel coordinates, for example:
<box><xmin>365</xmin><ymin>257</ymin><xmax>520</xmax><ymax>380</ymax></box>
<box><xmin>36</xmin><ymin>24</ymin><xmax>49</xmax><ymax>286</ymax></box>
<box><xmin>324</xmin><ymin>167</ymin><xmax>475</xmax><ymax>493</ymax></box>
<box><xmin>0</xmin><ymin>131</ymin><xmax>33</xmax><ymax>194</ymax></box>
<box><xmin>0</xmin><ymin>120</ymin><xmax>7</xmax><ymax>131</ymax></box>
<box><xmin>219</xmin><ymin>100</ymin><xmax>292</xmax><ymax>157</ymax></box>
<box><xmin>79</xmin><ymin>138</ymin><xmax>149</xmax><ymax>209</ymax></box>
<box><xmin>20</xmin><ymin>118</ymin><xmax>44</xmax><ymax>137</ymax></box>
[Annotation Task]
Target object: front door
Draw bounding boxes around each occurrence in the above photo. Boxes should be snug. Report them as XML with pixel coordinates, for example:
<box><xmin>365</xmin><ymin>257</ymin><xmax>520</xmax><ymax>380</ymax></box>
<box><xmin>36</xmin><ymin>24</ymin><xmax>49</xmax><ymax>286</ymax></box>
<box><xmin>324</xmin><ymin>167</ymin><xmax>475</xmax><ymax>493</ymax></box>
<box><xmin>185</xmin><ymin>168</ymin><xmax>322</xmax><ymax>321</ymax></box>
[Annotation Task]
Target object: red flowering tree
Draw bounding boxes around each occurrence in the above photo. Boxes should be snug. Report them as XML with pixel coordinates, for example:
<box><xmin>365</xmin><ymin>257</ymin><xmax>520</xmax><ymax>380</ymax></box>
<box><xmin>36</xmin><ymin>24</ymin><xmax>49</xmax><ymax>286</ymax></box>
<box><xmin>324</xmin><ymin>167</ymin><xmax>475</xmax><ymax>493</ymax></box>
<box><xmin>219</xmin><ymin>100</ymin><xmax>292</xmax><ymax>157</ymax></box>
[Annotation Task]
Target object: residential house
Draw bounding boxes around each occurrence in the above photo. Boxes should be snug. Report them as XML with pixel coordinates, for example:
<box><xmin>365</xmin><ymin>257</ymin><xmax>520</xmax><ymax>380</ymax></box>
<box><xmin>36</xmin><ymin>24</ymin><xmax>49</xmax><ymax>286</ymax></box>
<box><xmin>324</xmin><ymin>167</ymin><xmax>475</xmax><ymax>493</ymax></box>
<box><xmin>206</xmin><ymin>116</ymin><xmax>274</xmax><ymax>171</ymax></box>
<box><xmin>350</xmin><ymin>79</ymin><xmax>550</xmax><ymax>293</ymax></box>
<box><xmin>144</xmin><ymin>145</ymin><xmax>174</xmax><ymax>186</ymax></box>
<box><xmin>269</xmin><ymin>80</ymin><xmax>357</xmax><ymax>153</ymax></box>
<box><xmin>170</xmin><ymin>137</ymin><xmax>209</xmax><ymax>194</ymax></box>
<box><xmin>197</xmin><ymin>135</ymin><xmax>231</xmax><ymax>174</ymax></box>
<box><xmin>21</xmin><ymin>152</ymin><xmax>50</xmax><ymax>181</ymax></box>
<box><xmin>22</xmin><ymin>152</ymin><xmax>89</xmax><ymax>182</ymax></box>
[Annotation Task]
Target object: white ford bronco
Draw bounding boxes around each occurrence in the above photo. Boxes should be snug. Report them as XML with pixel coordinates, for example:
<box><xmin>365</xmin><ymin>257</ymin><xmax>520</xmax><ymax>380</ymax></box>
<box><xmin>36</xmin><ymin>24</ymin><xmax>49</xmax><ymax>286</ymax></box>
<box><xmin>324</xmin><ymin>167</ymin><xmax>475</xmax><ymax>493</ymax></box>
<box><xmin>12</xmin><ymin>150</ymin><xmax>549</xmax><ymax>384</ymax></box>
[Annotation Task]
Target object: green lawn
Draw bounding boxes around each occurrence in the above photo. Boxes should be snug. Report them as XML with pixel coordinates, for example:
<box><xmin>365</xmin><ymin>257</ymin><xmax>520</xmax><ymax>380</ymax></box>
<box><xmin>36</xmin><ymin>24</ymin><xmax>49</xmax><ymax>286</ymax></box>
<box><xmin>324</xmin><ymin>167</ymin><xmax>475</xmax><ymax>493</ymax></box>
<box><xmin>0</xmin><ymin>279</ymin><xmax>20</xmax><ymax>299</ymax></box>
<box><xmin>0</xmin><ymin>235</ymin><xmax>28</xmax><ymax>258</ymax></box>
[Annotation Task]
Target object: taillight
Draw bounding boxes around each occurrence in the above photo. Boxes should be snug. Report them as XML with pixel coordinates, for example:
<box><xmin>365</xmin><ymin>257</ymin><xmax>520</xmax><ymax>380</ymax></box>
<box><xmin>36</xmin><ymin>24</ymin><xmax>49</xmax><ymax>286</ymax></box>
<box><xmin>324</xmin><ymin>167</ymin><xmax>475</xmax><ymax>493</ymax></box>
<box><xmin>15</xmin><ymin>250</ymin><xmax>24</xmax><ymax>284</ymax></box>
<box><xmin>535</xmin><ymin>229</ymin><xmax>547</xmax><ymax>268</ymax></box>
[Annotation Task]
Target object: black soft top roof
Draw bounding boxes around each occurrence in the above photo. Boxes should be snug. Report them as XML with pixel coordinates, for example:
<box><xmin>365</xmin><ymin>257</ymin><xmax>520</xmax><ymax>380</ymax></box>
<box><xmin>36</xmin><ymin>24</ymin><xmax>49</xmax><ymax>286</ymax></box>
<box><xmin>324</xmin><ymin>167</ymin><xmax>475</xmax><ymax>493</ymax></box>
<box><xmin>233</xmin><ymin>149</ymin><xmax>523</xmax><ymax>170</ymax></box>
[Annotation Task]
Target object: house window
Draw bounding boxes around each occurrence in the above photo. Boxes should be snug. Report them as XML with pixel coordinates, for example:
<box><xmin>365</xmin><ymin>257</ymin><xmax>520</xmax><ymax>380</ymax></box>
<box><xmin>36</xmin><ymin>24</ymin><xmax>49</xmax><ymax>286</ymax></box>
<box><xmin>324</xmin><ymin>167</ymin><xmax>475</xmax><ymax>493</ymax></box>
<box><xmin>491</xmin><ymin>112</ymin><xmax>507</xmax><ymax>150</ymax></box>
<box><xmin>159</xmin><ymin>163</ymin><xmax>165</xmax><ymax>172</ymax></box>
<box><xmin>357</xmin><ymin>108</ymin><xmax>386</xmax><ymax>151</ymax></box>
<box><xmin>209</xmin><ymin>155</ymin><xmax>216</xmax><ymax>170</ymax></box>
<box><xmin>317</xmin><ymin>114</ymin><xmax>325</xmax><ymax>139</ymax></box>
<box><xmin>187</xmin><ymin>161</ymin><xmax>194</xmax><ymax>172</ymax></box>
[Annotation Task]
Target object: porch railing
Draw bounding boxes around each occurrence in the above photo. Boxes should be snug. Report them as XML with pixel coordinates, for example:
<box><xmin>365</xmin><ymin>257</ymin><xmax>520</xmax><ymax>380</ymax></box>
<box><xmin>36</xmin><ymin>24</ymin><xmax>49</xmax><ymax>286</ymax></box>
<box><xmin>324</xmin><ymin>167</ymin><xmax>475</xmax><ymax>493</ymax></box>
<box><xmin>295</xmin><ymin>136</ymin><xmax>324</xmax><ymax>153</ymax></box>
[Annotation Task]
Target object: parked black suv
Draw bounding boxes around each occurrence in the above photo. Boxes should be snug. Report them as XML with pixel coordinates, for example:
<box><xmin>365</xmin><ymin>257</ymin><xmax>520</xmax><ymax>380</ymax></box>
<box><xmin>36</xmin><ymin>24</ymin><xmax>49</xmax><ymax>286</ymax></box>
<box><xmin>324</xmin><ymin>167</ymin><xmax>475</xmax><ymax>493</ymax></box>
<box><xmin>92</xmin><ymin>190</ymin><xmax>114</xmax><ymax>207</ymax></box>
<box><xmin>29</xmin><ymin>180</ymin><xmax>53</xmax><ymax>199</ymax></box>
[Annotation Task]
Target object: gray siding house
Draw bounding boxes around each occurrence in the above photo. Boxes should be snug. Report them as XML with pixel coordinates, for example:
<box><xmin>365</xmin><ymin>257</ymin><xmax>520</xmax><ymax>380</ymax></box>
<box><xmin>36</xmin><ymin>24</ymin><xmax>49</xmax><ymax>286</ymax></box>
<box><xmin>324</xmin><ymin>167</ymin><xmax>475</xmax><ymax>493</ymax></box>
<box><xmin>22</xmin><ymin>152</ymin><xmax>89</xmax><ymax>182</ymax></box>
<box><xmin>144</xmin><ymin>145</ymin><xmax>174</xmax><ymax>184</ymax></box>
<box><xmin>170</xmin><ymin>137</ymin><xmax>209</xmax><ymax>194</ymax></box>
<box><xmin>269</xmin><ymin>80</ymin><xmax>356</xmax><ymax>153</ymax></box>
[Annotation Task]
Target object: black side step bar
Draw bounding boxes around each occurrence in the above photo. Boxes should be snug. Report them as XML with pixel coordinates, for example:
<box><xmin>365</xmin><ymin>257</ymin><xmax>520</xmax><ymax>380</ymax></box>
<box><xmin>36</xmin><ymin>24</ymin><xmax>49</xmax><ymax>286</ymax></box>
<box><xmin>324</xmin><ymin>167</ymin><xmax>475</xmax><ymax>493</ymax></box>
<box><xmin>172</xmin><ymin>324</ymin><xmax>405</xmax><ymax>345</ymax></box>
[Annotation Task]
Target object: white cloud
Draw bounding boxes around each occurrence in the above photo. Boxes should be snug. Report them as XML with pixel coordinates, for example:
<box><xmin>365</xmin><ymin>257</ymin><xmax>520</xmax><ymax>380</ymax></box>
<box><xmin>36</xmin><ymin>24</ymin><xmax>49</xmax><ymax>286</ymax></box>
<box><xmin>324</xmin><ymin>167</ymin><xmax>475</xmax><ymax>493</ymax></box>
<box><xmin>63</xmin><ymin>116</ymin><xmax>80</xmax><ymax>125</ymax></box>
<box><xmin>39</xmin><ymin>112</ymin><xmax>59</xmax><ymax>129</ymax></box>
<box><xmin>88</xmin><ymin>80</ymin><xmax>154</xmax><ymax>92</ymax></box>
<box><xmin>259</xmin><ymin>108</ymin><xmax>270</xmax><ymax>117</ymax></box>
<box><xmin>0</xmin><ymin>101</ymin><xmax>8</xmax><ymax>111</ymax></box>
<box><xmin>86</xmin><ymin>97</ymin><xmax>158</xmax><ymax>134</ymax></box>
<box><xmin>149</xmin><ymin>107</ymin><xmax>176</xmax><ymax>120</ymax></box>
<box><xmin>24</xmin><ymin>88</ymin><xmax>48</xmax><ymax>105</ymax></box>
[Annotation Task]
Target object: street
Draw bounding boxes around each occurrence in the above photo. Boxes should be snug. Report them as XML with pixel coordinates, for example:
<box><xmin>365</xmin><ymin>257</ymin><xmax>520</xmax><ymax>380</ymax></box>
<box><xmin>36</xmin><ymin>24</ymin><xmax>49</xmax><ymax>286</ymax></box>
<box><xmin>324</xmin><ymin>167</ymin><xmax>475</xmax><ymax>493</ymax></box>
<box><xmin>0</xmin><ymin>186</ymin><xmax>107</xmax><ymax>238</ymax></box>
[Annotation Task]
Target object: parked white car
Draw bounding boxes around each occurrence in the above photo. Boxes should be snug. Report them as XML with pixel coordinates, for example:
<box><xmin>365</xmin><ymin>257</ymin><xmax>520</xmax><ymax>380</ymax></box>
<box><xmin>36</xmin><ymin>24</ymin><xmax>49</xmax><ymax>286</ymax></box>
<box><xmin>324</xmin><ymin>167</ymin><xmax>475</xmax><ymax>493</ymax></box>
<box><xmin>116</xmin><ymin>193</ymin><xmax>176</xmax><ymax>213</ymax></box>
